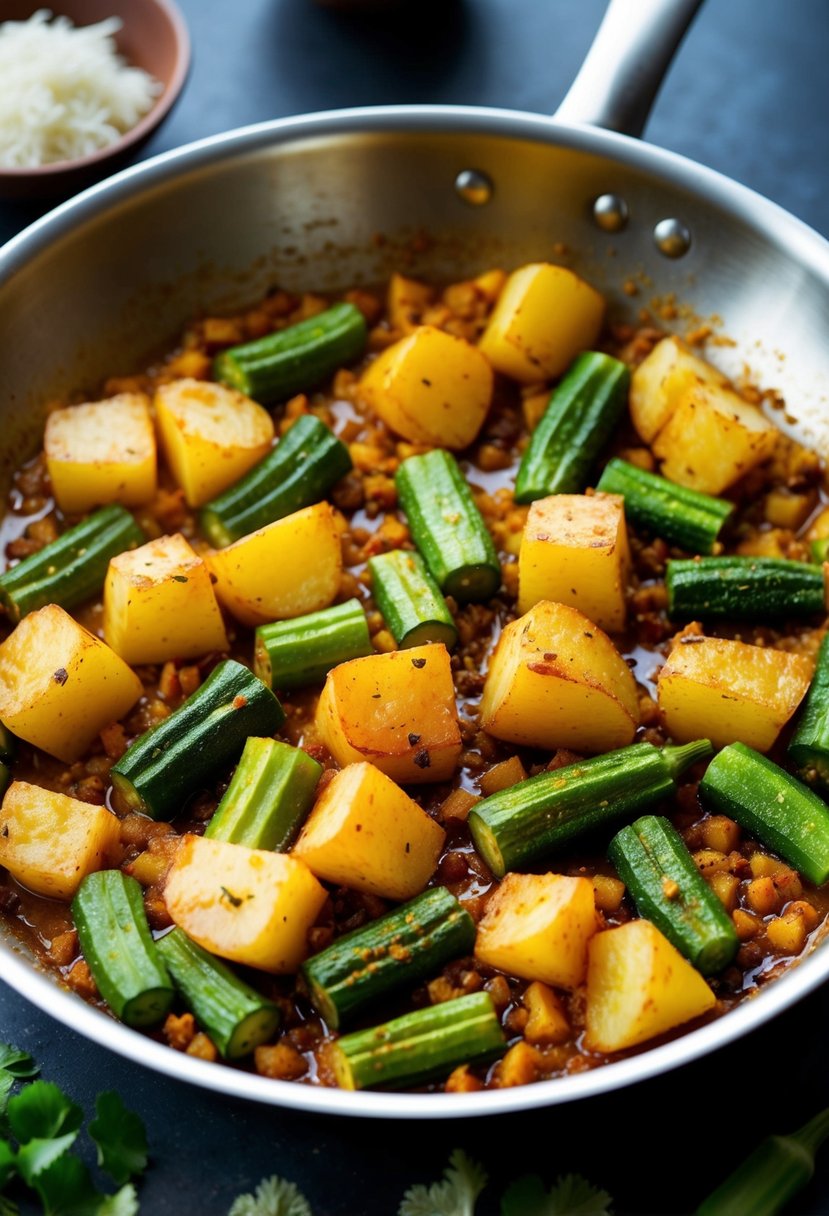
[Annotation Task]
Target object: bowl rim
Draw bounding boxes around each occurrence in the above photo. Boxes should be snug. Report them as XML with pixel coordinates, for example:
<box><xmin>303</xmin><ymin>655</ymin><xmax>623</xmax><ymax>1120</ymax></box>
<box><xmin>0</xmin><ymin>0</ymin><xmax>191</xmax><ymax>180</ymax></box>
<box><xmin>2</xmin><ymin>102</ymin><xmax>829</xmax><ymax>1118</ymax></box>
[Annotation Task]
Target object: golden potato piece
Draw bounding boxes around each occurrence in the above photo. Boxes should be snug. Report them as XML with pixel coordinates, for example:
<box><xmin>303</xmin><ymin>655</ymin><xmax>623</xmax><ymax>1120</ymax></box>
<box><xmin>658</xmin><ymin>632</ymin><xmax>812</xmax><ymax>752</ymax></box>
<box><xmin>207</xmin><ymin>502</ymin><xmax>342</xmax><ymax>627</ymax></box>
<box><xmin>104</xmin><ymin>532</ymin><xmax>228</xmax><ymax>664</ymax></box>
<box><xmin>479</xmin><ymin>600</ymin><xmax>639</xmax><ymax>753</ymax></box>
<box><xmin>0</xmin><ymin>781</ymin><xmax>120</xmax><ymax>900</ymax></box>
<box><xmin>0</xmin><ymin>604</ymin><xmax>143</xmax><ymax>763</ymax></box>
<box><xmin>585</xmin><ymin>919</ymin><xmax>716</xmax><ymax>1053</ymax></box>
<box><xmin>478</xmin><ymin>263</ymin><xmax>604</xmax><ymax>383</ymax></box>
<box><xmin>518</xmin><ymin>492</ymin><xmax>629</xmax><ymax>631</ymax></box>
<box><xmin>292</xmin><ymin>762</ymin><xmax>445</xmax><ymax>900</ymax></box>
<box><xmin>155</xmin><ymin>378</ymin><xmax>274</xmax><ymax>507</ymax></box>
<box><xmin>314</xmin><ymin>643</ymin><xmax>462</xmax><ymax>783</ymax></box>
<box><xmin>629</xmin><ymin>336</ymin><xmax>729</xmax><ymax>443</ymax></box>
<box><xmin>45</xmin><ymin>393</ymin><xmax>156</xmax><ymax>514</ymax></box>
<box><xmin>359</xmin><ymin>326</ymin><xmax>493</xmax><ymax>450</ymax></box>
<box><xmin>165</xmin><ymin>835</ymin><xmax>327</xmax><ymax>973</ymax></box>
<box><xmin>475</xmin><ymin>873</ymin><xmax>597</xmax><ymax>989</ymax></box>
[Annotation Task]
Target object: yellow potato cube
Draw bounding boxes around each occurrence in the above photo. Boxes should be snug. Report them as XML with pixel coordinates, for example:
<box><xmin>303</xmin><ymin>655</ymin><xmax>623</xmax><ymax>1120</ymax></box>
<box><xmin>104</xmin><ymin>533</ymin><xmax>228</xmax><ymax>664</ymax></box>
<box><xmin>387</xmin><ymin>273</ymin><xmax>434</xmax><ymax>331</ymax></box>
<box><xmin>518</xmin><ymin>493</ymin><xmax>629</xmax><ymax>630</ymax></box>
<box><xmin>359</xmin><ymin>326</ymin><xmax>493</xmax><ymax>450</ymax></box>
<box><xmin>164</xmin><ymin>835</ymin><xmax>327</xmax><ymax>973</ymax></box>
<box><xmin>479</xmin><ymin>600</ymin><xmax>639</xmax><ymax>753</ymax></box>
<box><xmin>478</xmin><ymin>263</ymin><xmax>605</xmax><ymax>383</ymax></box>
<box><xmin>0</xmin><ymin>781</ymin><xmax>120</xmax><ymax>900</ymax></box>
<box><xmin>522</xmin><ymin>981</ymin><xmax>571</xmax><ymax>1045</ymax></box>
<box><xmin>653</xmin><ymin>383</ymin><xmax>779</xmax><ymax>494</ymax></box>
<box><xmin>657</xmin><ymin>633</ymin><xmax>812</xmax><ymax>751</ymax></box>
<box><xmin>206</xmin><ymin>502</ymin><xmax>342</xmax><ymax>627</ymax></box>
<box><xmin>292</xmin><ymin>762</ymin><xmax>445</xmax><ymax>900</ymax></box>
<box><xmin>584</xmin><ymin>919</ymin><xmax>716</xmax><ymax>1053</ymax></box>
<box><xmin>0</xmin><ymin>605</ymin><xmax>143</xmax><ymax>763</ymax></box>
<box><xmin>314</xmin><ymin>643</ymin><xmax>462</xmax><ymax>783</ymax></box>
<box><xmin>475</xmin><ymin>872</ymin><xmax>597</xmax><ymax>989</ymax></box>
<box><xmin>629</xmin><ymin>336</ymin><xmax>729</xmax><ymax>443</ymax></box>
<box><xmin>44</xmin><ymin>393</ymin><xmax>156</xmax><ymax>514</ymax></box>
<box><xmin>155</xmin><ymin>378</ymin><xmax>274</xmax><ymax>507</ymax></box>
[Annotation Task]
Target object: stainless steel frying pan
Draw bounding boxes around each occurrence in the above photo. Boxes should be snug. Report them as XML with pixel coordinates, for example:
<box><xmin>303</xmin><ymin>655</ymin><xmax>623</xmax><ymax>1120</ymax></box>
<box><xmin>2</xmin><ymin>0</ymin><xmax>829</xmax><ymax>1119</ymax></box>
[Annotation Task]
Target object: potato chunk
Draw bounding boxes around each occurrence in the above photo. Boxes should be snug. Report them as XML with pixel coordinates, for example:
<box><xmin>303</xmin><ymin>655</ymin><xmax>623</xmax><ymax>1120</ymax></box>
<box><xmin>104</xmin><ymin>533</ymin><xmax>228</xmax><ymax>664</ymax></box>
<box><xmin>155</xmin><ymin>378</ymin><xmax>274</xmax><ymax>507</ymax></box>
<box><xmin>387</xmin><ymin>273</ymin><xmax>434</xmax><ymax>332</ymax></box>
<box><xmin>292</xmin><ymin>762</ymin><xmax>445</xmax><ymax>900</ymax></box>
<box><xmin>164</xmin><ymin>835</ymin><xmax>327</xmax><ymax>973</ymax></box>
<box><xmin>629</xmin><ymin>336</ymin><xmax>729</xmax><ymax>443</ymax></box>
<box><xmin>44</xmin><ymin>393</ymin><xmax>156</xmax><ymax>514</ymax></box>
<box><xmin>478</xmin><ymin>263</ymin><xmax>605</xmax><ymax>383</ymax></box>
<box><xmin>0</xmin><ymin>605</ymin><xmax>143</xmax><ymax>763</ymax></box>
<box><xmin>359</xmin><ymin>326</ymin><xmax>493</xmax><ymax>449</ymax></box>
<box><xmin>206</xmin><ymin>502</ymin><xmax>342</xmax><ymax>627</ymax></box>
<box><xmin>658</xmin><ymin>631</ymin><xmax>812</xmax><ymax>751</ymax></box>
<box><xmin>518</xmin><ymin>493</ymin><xmax>629</xmax><ymax>630</ymax></box>
<box><xmin>475</xmin><ymin>873</ymin><xmax>597</xmax><ymax>989</ymax></box>
<box><xmin>479</xmin><ymin>601</ymin><xmax>639</xmax><ymax>753</ymax></box>
<box><xmin>315</xmin><ymin>643</ymin><xmax>462</xmax><ymax>783</ymax></box>
<box><xmin>0</xmin><ymin>781</ymin><xmax>120</xmax><ymax>900</ymax></box>
<box><xmin>653</xmin><ymin>383</ymin><xmax>778</xmax><ymax>494</ymax></box>
<box><xmin>584</xmin><ymin>919</ymin><xmax>716</xmax><ymax>1053</ymax></box>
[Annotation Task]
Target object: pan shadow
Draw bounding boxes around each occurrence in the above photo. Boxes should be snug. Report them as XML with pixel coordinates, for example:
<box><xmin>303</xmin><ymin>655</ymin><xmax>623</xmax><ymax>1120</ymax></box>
<box><xmin>266</xmin><ymin>0</ymin><xmax>484</xmax><ymax>111</ymax></box>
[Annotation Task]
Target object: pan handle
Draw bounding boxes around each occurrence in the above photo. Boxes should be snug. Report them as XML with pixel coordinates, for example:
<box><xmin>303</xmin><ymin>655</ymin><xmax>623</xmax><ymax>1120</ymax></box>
<box><xmin>554</xmin><ymin>0</ymin><xmax>704</xmax><ymax>138</ymax></box>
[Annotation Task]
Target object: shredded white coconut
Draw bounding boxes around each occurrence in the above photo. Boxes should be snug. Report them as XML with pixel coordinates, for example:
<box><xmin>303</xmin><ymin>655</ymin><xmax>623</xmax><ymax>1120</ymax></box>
<box><xmin>0</xmin><ymin>9</ymin><xmax>161</xmax><ymax>169</ymax></box>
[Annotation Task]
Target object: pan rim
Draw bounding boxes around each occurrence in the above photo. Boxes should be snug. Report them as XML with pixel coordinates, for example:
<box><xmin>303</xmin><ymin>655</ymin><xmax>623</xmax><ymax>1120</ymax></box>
<box><xmin>2</xmin><ymin>102</ymin><xmax>829</xmax><ymax>1118</ymax></box>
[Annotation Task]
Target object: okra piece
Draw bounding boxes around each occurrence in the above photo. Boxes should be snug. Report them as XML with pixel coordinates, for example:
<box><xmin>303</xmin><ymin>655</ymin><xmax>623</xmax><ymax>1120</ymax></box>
<box><xmin>111</xmin><ymin>660</ymin><xmax>285</xmax><ymax>820</ymax></box>
<box><xmin>395</xmin><ymin>449</ymin><xmax>500</xmax><ymax>602</ymax></box>
<box><xmin>302</xmin><ymin>887</ymin><xmax>475</xmax><ymax>1029</ymax></box>
<box><xmin>157</xmin><ymin>928</ymin><xmax>280</xmax><ymax>1059</ymax></box>
<box><xmin>200</xmin><ymin>413</ymin><xmax>352</xmax><ymax>547</ymax></box>
<box><xmin>596</xmin><ymin>457</ymin><xmax>733</xmax><ymax>555</ymax></box>
<box><xmin>699</xmin><ymin>743</ymin><xmax>829</xmax><ymax>885</ymax></box>
<box><xmin>205</xmin><ymin>736</ymin><xmax>321</xmax><ymax>852</ymax></box>
<box><xmin>469</xmin><ymin>739</ymin><xmax>713</xmax><ymax>878</ymax></box>
<box><xmin>811</xmin><ymin>538</ymin><xmax>829</xmax><ymax>564</ymax></box>
<box><xmin>328</xmin><ymin>992</ymin><xmax>504</xmax><ymax>1090</ymax></box>
<box><xmin>609</xmin><ymin>815</ymin><xmax>739</xmax><ymax>974</ymax></box>
<box><xmin>788</xmin><ymin>633</ymin><xmax>829</xmax><ymax>794</ymax></box>
<box><xmin>0</xmin><ymin>504</ymin><xmax>144</xmax><ymax>624</ymax></box>
<box><xmin>368</xmin><ymin>549</ymin><xmax>458</xmax><ymax>650</ymax></box>
<box><xmin>253</xmin><ymin>598</ymin><xmax>372</xmax><ymax>690</ymax></box>
<box><xmin>213</xmin><ymin>301</ymin><xmax>367</xmax><ymax>404</ymax></box>
<box><xmin>514</xmin><ymin>351</ymin><xmax>629</xmax><ymax>503</ymax></box>
<box><xmin>666</xmin><ymin>556</ymin><xmax>827</xmax><ymax>621</ymax></box>
<box><xmin>72</xmin><ymin>870</ymin><xmax>173</xmax><ymax>1028</ymax></box>
<box><xmin>697</xmin><ymin>1105</ymin><xmax>829</xmax><ymax>1216</ymax></box>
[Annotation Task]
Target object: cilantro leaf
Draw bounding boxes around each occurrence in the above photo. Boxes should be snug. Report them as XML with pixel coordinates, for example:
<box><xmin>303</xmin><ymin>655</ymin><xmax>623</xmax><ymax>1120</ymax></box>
<box><xmin>0</xmin><ymin>1048</ymin><xmax>37</xmax><ymax>1081</ymax></box>
<box><xmin>228</xmin><ymin>1174</ymin><xmax>312</xmax><ymax>1216</ymax></box>
<box><xmin>7</xmin><ymin>1081</ymin><xmax>83</xmax><ymax>1145</ymax></box>
<box><xmin>0</xmin><ymin>1137</ymin><xmax>15</xmax><ymax>1188</ymax></box>
<box><xmin>33</xmin><ymin>1153</ymin><xmax>138</xmax><ymax>1216</ymax></box>
<box><xmin>399</xmin><ymin>1149</ymin><xmax>488</xmax><ymax>1216</ymax></box>
<box><xmin>89</xmin><ymin>1092</ymin><xmax>147</xmax><ymax>1186</ymax></box>
<box><xmin>501</xmin><ymin>1173</ymin><xmax>613</xmax><ymax>1216</ymax></box>
<box><xmin>16</xmin><ymin>1132</ymin><xmax>79</xmax><ymax>1186</ymax></box>
<box><xmin>0</xmin><ymin>1074</ymin><xmax>14</xmax><ymax>1119</ymax></box>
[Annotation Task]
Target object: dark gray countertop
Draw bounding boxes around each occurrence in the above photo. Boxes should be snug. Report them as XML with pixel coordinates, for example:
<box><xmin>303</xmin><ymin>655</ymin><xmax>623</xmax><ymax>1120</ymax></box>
<box><xmin>2</xmin><ymin>2</ymin><xmax>829</xmax><ymax>1212</ymax></box>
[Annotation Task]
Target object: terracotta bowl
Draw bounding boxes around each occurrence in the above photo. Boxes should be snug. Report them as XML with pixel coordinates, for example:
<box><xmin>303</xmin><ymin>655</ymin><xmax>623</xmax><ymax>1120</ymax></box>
<box><xmin>0</xmin><ymin>0</ymin><xmax>190</xmax><ymax>199</ymax></box>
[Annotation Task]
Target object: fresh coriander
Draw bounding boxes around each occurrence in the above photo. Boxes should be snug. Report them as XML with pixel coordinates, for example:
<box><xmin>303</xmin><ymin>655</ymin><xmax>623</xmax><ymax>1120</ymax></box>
<box><xmin>89</xmin><ymin>1093</ymin><xmax>148</xmax><ymax>1187</ymax></box>
<box><xmin>228</xmin><ymin>1173</ymin><xmax>313</xmax><ymax>1216</ymax></box>
<box><xmin>399</xmin><ymin>1149</ymin><xmax>487</xmax><ymax>1216</ymax></box>
<box><xmin>501</xmin><ymin>1173</ymin><xmax>613</xmax><ymax>1216</ymax></box>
